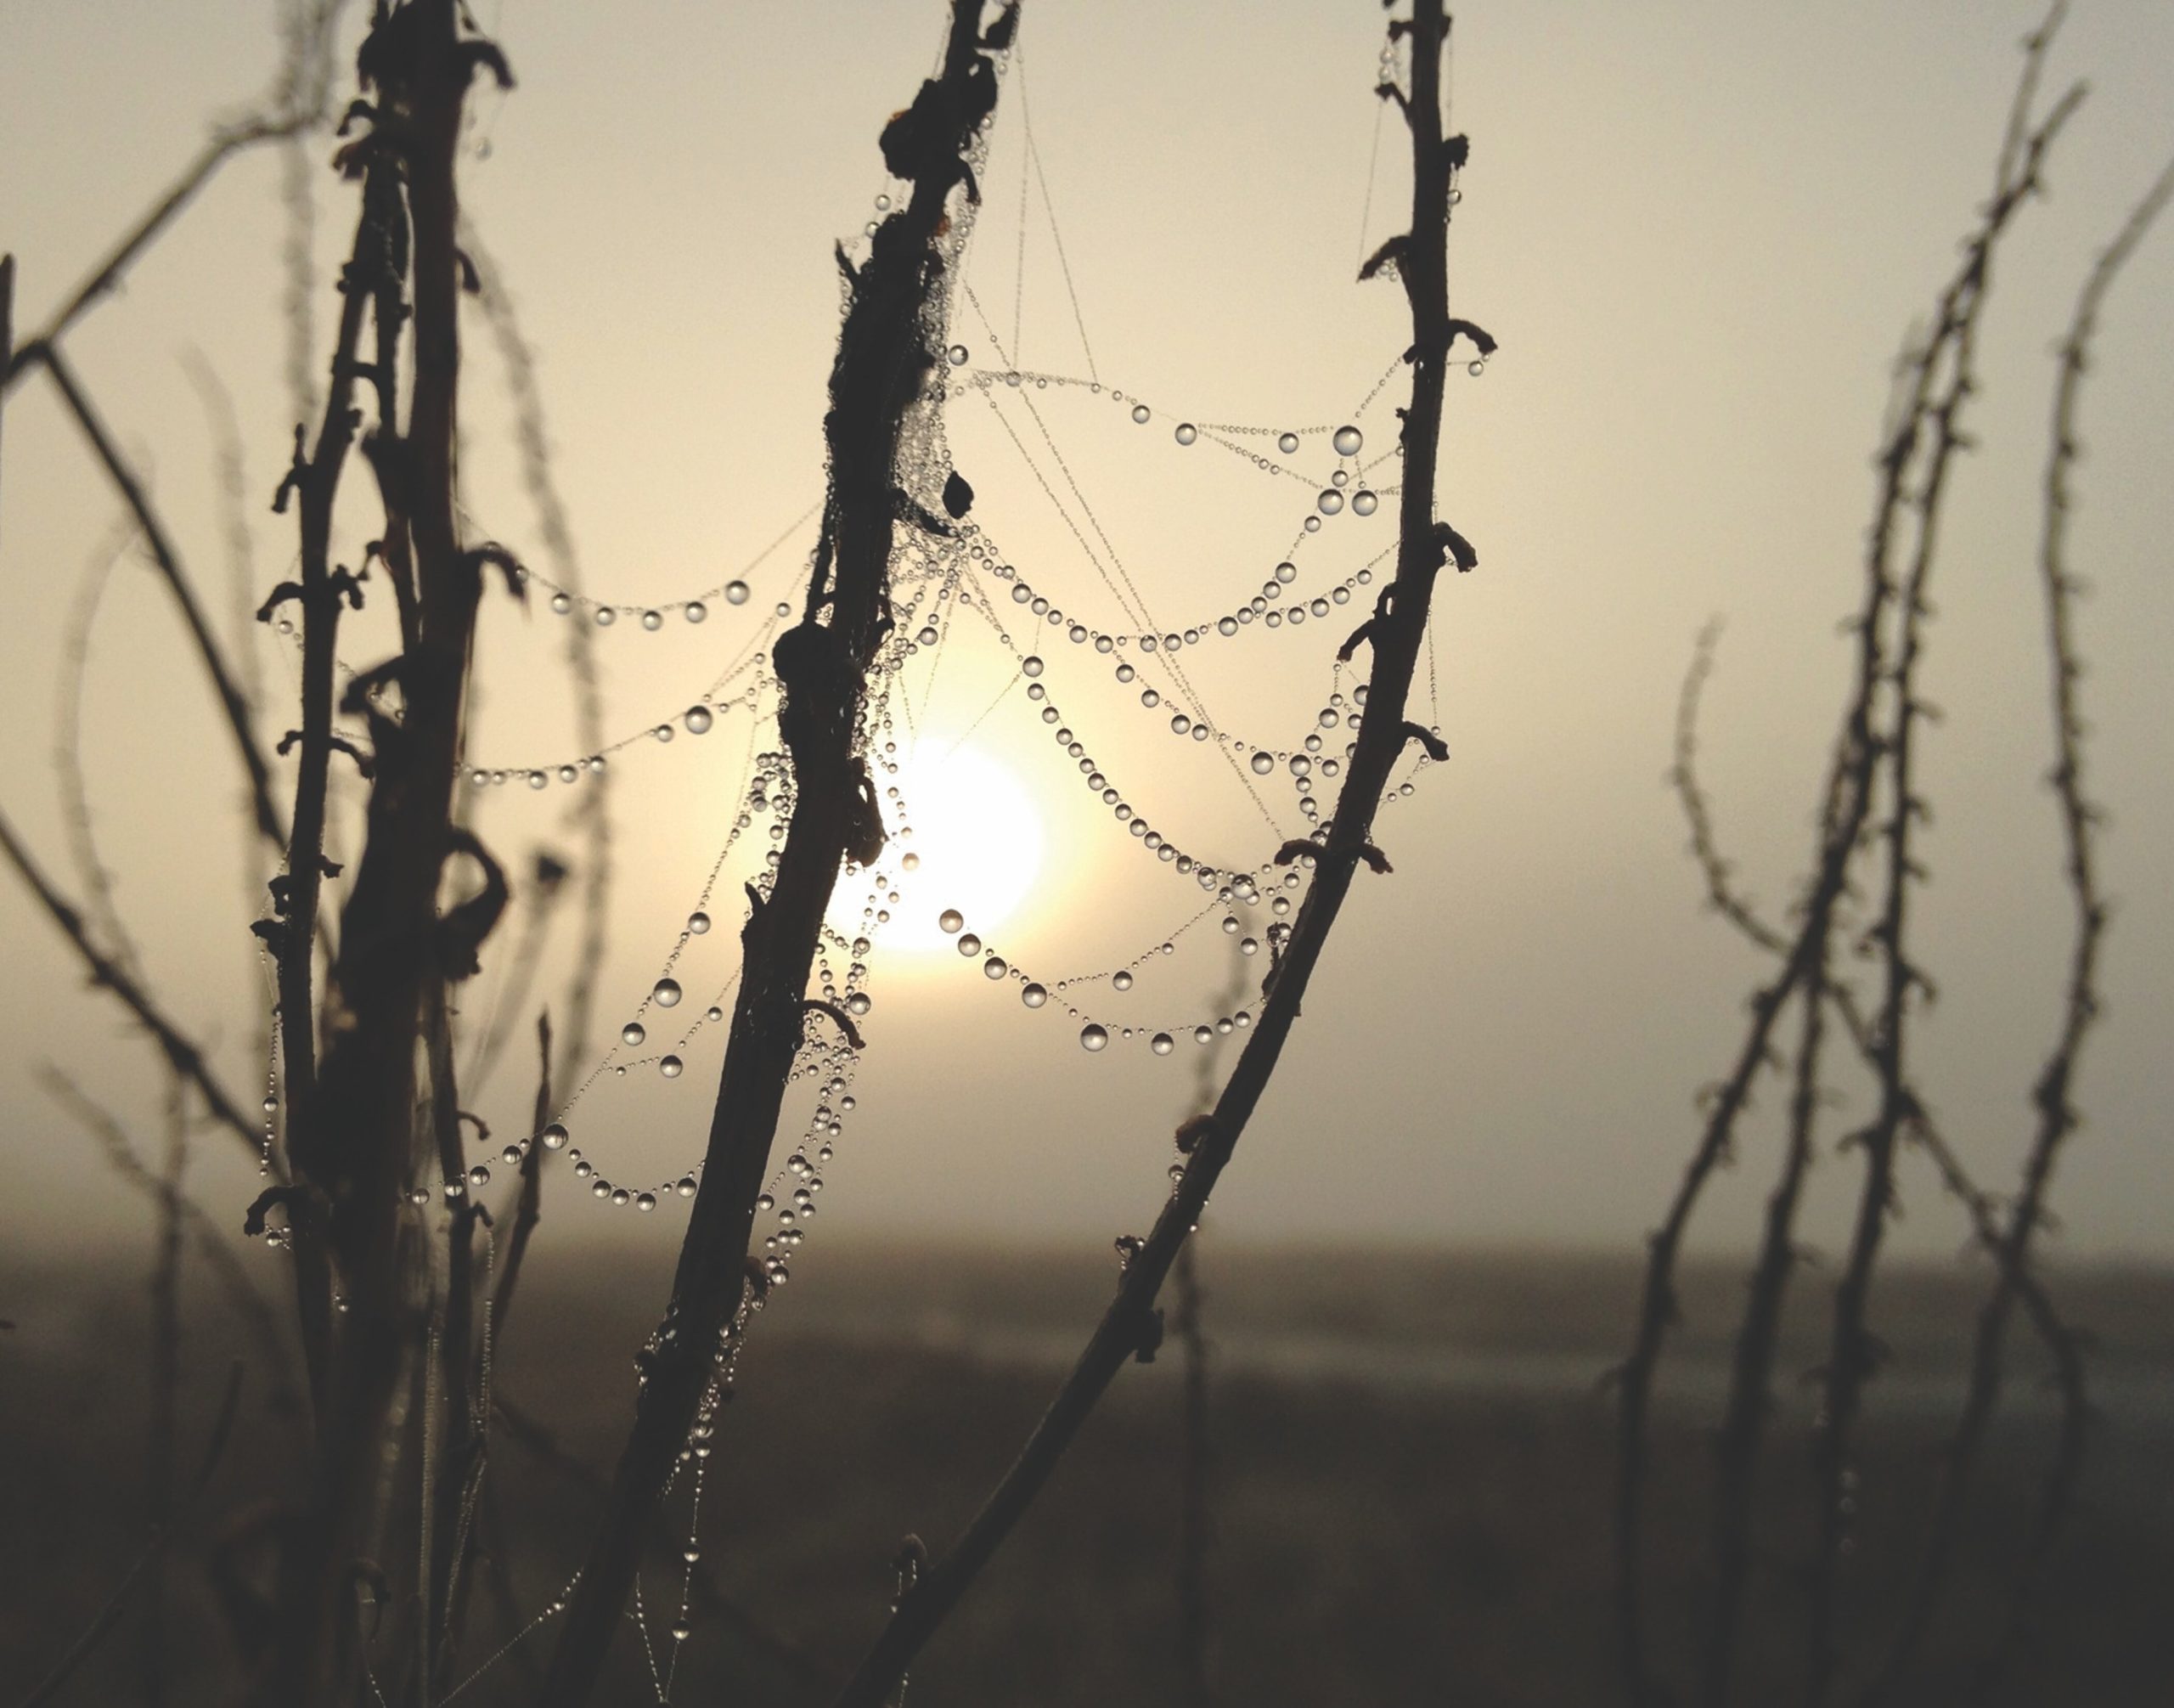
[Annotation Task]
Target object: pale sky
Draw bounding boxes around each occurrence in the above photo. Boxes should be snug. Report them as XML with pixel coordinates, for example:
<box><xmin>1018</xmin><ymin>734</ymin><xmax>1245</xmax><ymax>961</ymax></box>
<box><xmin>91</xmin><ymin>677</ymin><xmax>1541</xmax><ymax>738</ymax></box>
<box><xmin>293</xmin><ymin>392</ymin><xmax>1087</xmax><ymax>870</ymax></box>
<box><xmin>1</xmin><ymin>1</ymin><xmax>2169</xmax><ymax>1270</ymax></box>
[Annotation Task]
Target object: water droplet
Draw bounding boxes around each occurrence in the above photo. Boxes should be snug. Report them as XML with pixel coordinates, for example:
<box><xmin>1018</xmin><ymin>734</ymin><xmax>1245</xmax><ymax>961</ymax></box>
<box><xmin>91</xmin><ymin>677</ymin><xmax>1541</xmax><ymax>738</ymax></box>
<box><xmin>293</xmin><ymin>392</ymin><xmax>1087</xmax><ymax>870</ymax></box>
<box><xmin>1151</xmin><ymin>1032</ymin><xmax>1174</xmax><ymax>1055</ymax></box>
<box><xmin>725</xmin><ymin>579</ymin><xmax>751</xmax><ymax>605</ymax></box>
<box><xmin>948</xmin><ymin>343</ymin><xmax>969</xmax><ymax>366</ymax></box>
<box><xmin>1333</xmin><ymin>425</ymin><xmax>1363</xmax><ymax>456</ymax></box>
<box><xmin>1022</xmin><ymin>983</ymin><xmax>1048</xmax><ymax>1008</ymax></box>
<box><xmin>468</xmin><ymin>1164</ymin><xmax>491</xmax><ymax>1187</ymax></box>
<box><xmin>671</xmin><ymin>1620</ymin><xmax>691</xmax><ymax>1642</ymax></box>
<box><xmin>1318</xmin><ymin>488</ymin><xmax>1344</xmax><ymax>516</ymax></box>
<box><xmin>901</xmin><ymin>851</ymin><xmax>920</xmax><ymax>871</ymax></box>
<box><xmin>1131</xmin><ymin>403</ymin><xmax>1151</xmax><ymax>425</ymax></box>
<box><xmin>1169</xmin><ymin>713</ymin><xmax>1191</xmax><ymax>736</ymax></box>
<box><xmin>622</xmin><ymin>1021</ymin><xmax>646</xmax><ymax>1046</ymax></box>
<box><xmin>660</xmin><ymin>1056</ymin><xmax>684</xmax><ymax>1079</ymax></box>
<box><xmin>528</xmin><ymin>770</ymin><xmax>549</xmax><ymax>789</ymax></box>
<box><xmin>846</xmin><ymin>991</ymin><xmax>871</xmax><ymax>1016</ymax></box>
<box><xmin>1277</xmin><ymin>431</ymin><xmax>1299</xmax><ymax>454</ymax></box>
<box><xmin>957</xmin><ymin>933</ymin><xmax>982</xmax><ymax>955</ymax></box>
<box><xmin>1113</xmin><ymin>969</ymin><xmax>1134</xmax><ymax>992</ymax></box>
<box><xmin>1022</xmin><ymin>655</ymin><xmax>1044</xmax><ymax>678</ymax></box>
<box><xmin>1468</xmin><ymin>358</ymin><xmax>1487</xmax><ymax>378</ymax></box>
<box><xmin>558</xmin><ymin>764</ymin><xmax>578</xmax><ymax>784</ymax></box>
<box><xmin>1275</xmin><ymin>561</ymin><xmax>1298</xmax><ymax>585</ymax></box>
<box><xmin>677</xmin><ymin>1175</ymin><xmax>697</xmax><ymax>1198</ymax></box>
<box><xmin>654</xmin><ymin>978</ymin><xmax>684</xmax><ymax>1007</ymax></box>
<box><xmin>543</xmin><ymin>1123</ymin><xmax>569</xmax><ymax>1150</ymax></box>
<box><xmin>1194</xmin><ymin>1025</ymin><xmax>1214</xmax><ymax>1046</ymax></box>
<box><xmin>502</xmin><ymin>1144</ymin><xmax>521</xmax><ymax>1164</ymax></box>
<box><xmin>689</xmin><ymin>910</ymin><xmax>711</xmax><ymax>934</ymax></box>
<box><xmin>684</xmin><ymin>600</ymin><xmax>707</xmax><ymax>623</ymax></box>
<box><xmin>1080</xmin><ymin>1023</ymin><xmax>1109</xmax><ymax>1052</ymax></box>
<box><xmin>1218</xmin><ymin>616</ymin><xmax>1238</xmax><ymax>637</ymax></box>
<box><xmin>550</xmin><ymin>592</ymin><xmax>572</xmax><ymax>615</ymax></box>
<box><xmin>641</xmin><ymin>609</ymin><xmax>663</xmax><ymax>630</ymax></box>
<box><xmin>1351</xmin><ymin>489</ymin><xmax>1378</xmax><ymax>516</ymax></box>
<box><xmin>1174</xmin><ymin>422</ymin><xmax>1197</xmax><ymax>446</ymax></box>
<box><xmin>939</xmin><ymin>908</ymin><xmax>965</xmax><ymax>934</ymax></box>
<box><xmin>983</xmin><ymin>956</ymin><xmax>1008</xmax><ymax>979</ymax></box>
<box><xmin>684</xmin><ymin>705</ymin><xmax>713</xmax><ymax>735</ymax></box>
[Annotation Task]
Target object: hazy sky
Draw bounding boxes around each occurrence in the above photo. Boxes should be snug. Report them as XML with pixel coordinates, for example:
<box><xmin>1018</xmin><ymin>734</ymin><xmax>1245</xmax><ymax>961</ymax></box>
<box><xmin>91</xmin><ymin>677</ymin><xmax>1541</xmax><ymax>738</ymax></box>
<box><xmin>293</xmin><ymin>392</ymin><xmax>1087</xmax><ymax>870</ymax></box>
<box><xmin>1</xmin><ymin>1</ymin><xmax>2169</xmax><ymax>1273</ymax></box>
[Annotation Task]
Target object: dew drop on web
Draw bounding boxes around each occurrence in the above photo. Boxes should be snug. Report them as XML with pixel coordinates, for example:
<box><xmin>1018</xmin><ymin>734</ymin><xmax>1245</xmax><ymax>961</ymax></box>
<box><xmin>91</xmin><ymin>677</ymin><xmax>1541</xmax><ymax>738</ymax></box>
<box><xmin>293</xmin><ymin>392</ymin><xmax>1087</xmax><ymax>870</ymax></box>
<box><xmin>1079</xmin><ymin>1023</ymin><xmax>1109</xmax><ymax>1052</ymax></box>
<box><xmin>1332</xmin><ymin>424</ymin><xmax>1363</xmax><ymax>456</ymax></box>
<box><xmin>653</xmin><ymin>978</ymin><xmax>683</xmax><ymax>1007</ymax></box>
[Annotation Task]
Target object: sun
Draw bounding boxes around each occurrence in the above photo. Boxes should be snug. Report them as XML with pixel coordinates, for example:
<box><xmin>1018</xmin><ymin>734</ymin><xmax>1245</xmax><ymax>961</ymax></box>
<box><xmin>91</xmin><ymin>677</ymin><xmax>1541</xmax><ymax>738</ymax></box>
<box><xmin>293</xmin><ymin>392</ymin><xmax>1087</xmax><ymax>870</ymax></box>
<box><xmin>869</xmin><ymin>741</ymin><xmax>1046</xmax><ymax>952</ymax></box>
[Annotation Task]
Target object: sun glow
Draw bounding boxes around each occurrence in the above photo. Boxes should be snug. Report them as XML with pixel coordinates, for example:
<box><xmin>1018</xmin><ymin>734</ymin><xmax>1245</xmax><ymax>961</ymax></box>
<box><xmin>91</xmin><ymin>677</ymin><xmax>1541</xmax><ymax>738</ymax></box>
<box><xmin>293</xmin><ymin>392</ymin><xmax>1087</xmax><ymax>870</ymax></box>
<box><xmin>866</xmin><ymin>741</ymin><xmax>1046</xmax><ymax>953</ymax></box>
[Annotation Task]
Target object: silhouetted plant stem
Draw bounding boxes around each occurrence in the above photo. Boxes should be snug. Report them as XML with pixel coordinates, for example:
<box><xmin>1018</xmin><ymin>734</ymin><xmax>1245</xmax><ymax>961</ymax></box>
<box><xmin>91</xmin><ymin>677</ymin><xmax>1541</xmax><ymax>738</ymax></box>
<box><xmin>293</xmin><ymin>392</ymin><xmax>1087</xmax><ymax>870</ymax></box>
<box><xmin>42</xmin><ymin>1065</ymin><xmax>303</xmax><ymax>1424</ymax></box>
<box><xmin>1805</xmin><ymin>60</ymin><xmax>2083</xmax><ymax>1705</ymax></box>
<box><xmin>1</xmin><ymin>121</ymin><xmax>319</xmax><ymax>402</ymax></box>
<box><xmin>831</xmin><ymin>8</ymin><xmax>1472</xmax><ymax>1701</ymax></box>
<box><xmin>538</xmin><ymin>9</ymin><xmax>1010</xmax><ymax>1700</ymax></box>
<box><xmin>1674</xmin><ymin>623</ymin><xmax>2096</xmax><ymax>1706</ymax></box>
<box><xmin>492</xmin><ymin>1012</ymin><xmax>553</xmax><ymax>1336</ymax></box>
<box><xmin>1614</xmin><ymin>22</ymin><xmax>2082</xmax><ymax>1702</ymax></box>
<box><xmin>0</xmin><ymin>803</ymin><xmax>269</xmax><ymax>1162</ymax></box>
<box><xmin>274</xmin><ymin>6</ymin><xmax>511</xmax><ymax>1699</ymax></box>
<box><xmin>0</xmin><ymin>254</ymin><xmax>12</xmax><ymax>535</ymax></box>
<box><xmin>465</xmin><ymin>228</ymin><xmax>616</xmax><ymax>1079</ymax></box>
<box><xmin>1863</xmin><ymin>144</ymin><xmax>2174</xmax><ymax>1708</ymax></box>
<box><xmin>26</xmin><ymin>343</ymin><xmax>286</xmax><ymax>851</ymax></box>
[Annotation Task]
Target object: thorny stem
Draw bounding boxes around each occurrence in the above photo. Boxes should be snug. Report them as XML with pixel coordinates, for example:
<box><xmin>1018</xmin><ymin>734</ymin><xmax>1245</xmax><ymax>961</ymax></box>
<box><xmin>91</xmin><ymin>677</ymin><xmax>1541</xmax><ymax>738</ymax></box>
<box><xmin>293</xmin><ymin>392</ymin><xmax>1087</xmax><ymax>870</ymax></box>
<box><xmin>1671</xmin><ymin>629</ymin><xmax>2098</xmax><ymax>1704</ymax></box>
<box><xmin>537</xmin><ymin>6</ymin><xmax>1011</xmax><ymax>1700</ymax></box>
<box><xmin>1867</xmin><ymin>144</ymin><xmax>2174</xmax><ymax>1708</ymax></box>
<box><xmin>1614</xmin><ymin>20</ymin><xmax>2083</xmax><ymax>1698</ymax></box>
<box><xmin>1805</xmin><ymin>59</ymin><xmax>2085</xmax><ymax>1708</ymax></box>
<box><xmin>832</xmin><ymin>6</ymin><xmax>1470</xmax><ymax>1700</ymax></box>
<box><xmin>272</xmin><ymin>147</ymin><xmax>412</xmax><ymax>1426</ymax></box>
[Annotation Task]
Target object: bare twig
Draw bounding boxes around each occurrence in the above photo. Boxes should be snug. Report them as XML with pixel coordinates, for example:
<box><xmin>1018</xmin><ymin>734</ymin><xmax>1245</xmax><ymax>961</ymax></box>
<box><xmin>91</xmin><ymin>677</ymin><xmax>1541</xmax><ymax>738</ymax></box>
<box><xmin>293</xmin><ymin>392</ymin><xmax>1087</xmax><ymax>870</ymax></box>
<box><xmin>465</xmin><ymin>227</ymin><xmax>616</xmax><ymax>1079</ymax></box>
<box><xmin>16</xmin><ymin>1363</ymin><xmax>246</xmax><ymax>1708</ymax></box>
<box><xmin>832</xmin><ymin>7</ymin><xmax>1474</xmax><ymax>1700</ymax></box>
<box><xmin>1871</xmin><ymin>143</ymin><xmax>2174</xmax><ymax>1708</ymax></box>
<box><xmin>22</xmin><ymin>342</ymin><xmax>286</xmax><ymax>851</ymax></box>
<box><xmin>1616</xmin><ymin>25</ymin><xmax>2083</xmax><ymax>1699</ymax></box>
<box><xmin>0</xmin><ymin>254</ymin><xmax>13</xmax><ymax>538</ymax></box>
<box><xmin>493</xmin><ymin>1012</ymin><xmax>553</xmax><ymax>1336</ymax></box>
<box><xmin>0</xmin><ymin>801</ymin><xmax>270</xmax><ymax>1164</ymax></box>
<box><xmin>493</xmin><ymin>1395</ymin><xmax>832</xmax><ymax>1687</ymax></box>
<box><xmin>1806</xmin><ymin>54</ymin><xmax>2086</xmax><ymax>1704</ymax></box>
<box><xmin>39</xmin><ymin>1066</ymin><xmax>302</xmax><ymax>1419</ymax></box>
<box><xmin>538</xmin><ymin>9</ymin><xmax>1012</xmax><ymax>1700</ymax></box>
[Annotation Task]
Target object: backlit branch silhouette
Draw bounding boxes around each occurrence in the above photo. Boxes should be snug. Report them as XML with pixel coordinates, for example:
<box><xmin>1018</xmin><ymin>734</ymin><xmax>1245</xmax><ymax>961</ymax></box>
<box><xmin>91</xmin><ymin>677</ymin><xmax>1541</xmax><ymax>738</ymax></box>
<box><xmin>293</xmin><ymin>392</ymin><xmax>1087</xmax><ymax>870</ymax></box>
<box><xmin>831</xmin><ymin>3</ymin><xmax>1478</xmax><ymax>1699</ymax></box>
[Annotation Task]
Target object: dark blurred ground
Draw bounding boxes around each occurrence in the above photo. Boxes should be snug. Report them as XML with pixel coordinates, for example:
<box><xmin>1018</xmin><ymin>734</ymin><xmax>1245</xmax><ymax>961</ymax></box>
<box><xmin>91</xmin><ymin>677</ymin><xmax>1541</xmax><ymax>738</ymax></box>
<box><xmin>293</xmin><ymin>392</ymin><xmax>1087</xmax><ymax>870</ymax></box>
<box><xmin>3</xmin><ymin>1242</ymin><xmax>2170</xmax><ymax>1705</ymax></box>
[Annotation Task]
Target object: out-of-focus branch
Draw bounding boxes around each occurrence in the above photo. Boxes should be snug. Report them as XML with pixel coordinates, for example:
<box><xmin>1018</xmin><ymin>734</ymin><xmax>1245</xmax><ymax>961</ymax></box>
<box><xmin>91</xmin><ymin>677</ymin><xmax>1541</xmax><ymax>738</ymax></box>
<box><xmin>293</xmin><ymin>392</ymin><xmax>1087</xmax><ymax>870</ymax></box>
<box><xmin>24</xmin><ymin>341</ymin><xmax>286</xmax><ymax>851</ymax></box>
<box><xmin>0</xmin><ymin>800</ymin><xmax>270</xmax><ymax>1165</ymax></box>
<box><xmin>40</xmin><ymin>1065</ymin><xmax>302</xmax><ymax>1420</ymax></box>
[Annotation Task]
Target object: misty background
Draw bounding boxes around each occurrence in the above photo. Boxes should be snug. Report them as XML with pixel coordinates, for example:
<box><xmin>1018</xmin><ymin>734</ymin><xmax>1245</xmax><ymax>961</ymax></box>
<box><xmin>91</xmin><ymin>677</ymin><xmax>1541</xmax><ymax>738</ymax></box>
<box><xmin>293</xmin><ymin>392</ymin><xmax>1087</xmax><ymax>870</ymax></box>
<box><xmin>1</xmin><ymin>0</ymin><xmax>2169</xmax><ymax>1278</ymax></box>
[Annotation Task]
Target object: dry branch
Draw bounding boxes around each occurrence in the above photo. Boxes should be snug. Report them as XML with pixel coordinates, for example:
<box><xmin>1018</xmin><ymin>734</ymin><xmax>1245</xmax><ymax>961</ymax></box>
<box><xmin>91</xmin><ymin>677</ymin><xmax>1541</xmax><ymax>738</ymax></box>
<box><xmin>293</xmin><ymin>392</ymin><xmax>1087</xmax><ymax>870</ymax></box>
<box><xmin>536</xmin><ymin>7</ymin><xmax>1013</xmax><ymax>1699</ymax></box>
<box><xmin>832</xmin><ymin>5</ymin><xmax>1473</xmax><ymax>1699</ymax></box>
